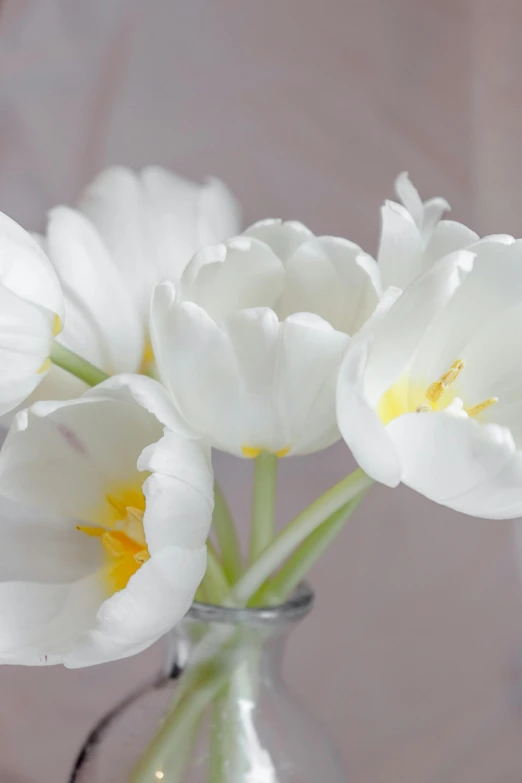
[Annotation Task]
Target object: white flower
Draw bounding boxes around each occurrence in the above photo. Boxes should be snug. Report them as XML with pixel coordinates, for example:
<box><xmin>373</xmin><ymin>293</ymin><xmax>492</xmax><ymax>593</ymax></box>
<box><xmin>378</xmin><ymin>172</ymin><xmax>478</xmax><ymax>290</ymax></box>
<box><xmin>151</xmin><ymin>219</ymin><xmax>382</xmax><ymax>458</ymax></box>
<box><xmin>337</xmin><ymin>236</ymin><xmax>522</xmax><ymax>518</ymax></box>
<box><xmin>0</xmin><ymin>375</ymin><xmax>213</xmax><ymax>666</ymax></box>
<box><xmin>0</xmin><ymin>212</ymin><xmax>64</xmax><ymax>413</ymax></box>
<box><xmin>38</xmin><ymin>166</ymin><xmax>240</xmax><ymax>395</ymax></box>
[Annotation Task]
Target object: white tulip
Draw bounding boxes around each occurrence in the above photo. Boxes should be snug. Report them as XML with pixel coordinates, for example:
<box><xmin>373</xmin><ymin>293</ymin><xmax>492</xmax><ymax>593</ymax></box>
<box><xmin>378</xmin><ymin>171</ymin><xmax>479</xmax><ymax>290</ymax></box>
<box><xmin>0</xmin><ymin>212</ymin><xmax>63</xmax><ymax>413</ymax></box>
<box><xmin>337</xmin><ymin>236</ymin><xmax>522</xmax><ymax>518</ymax></box>
<box><xmin>0</xmin><ymin>375</ymin><xmax>213</xmax><ymax>666</ymax></box>
<box><xmin>38</xmin><ymin>166</ymin><xmax>240</xmax><ymax>395</ymax></box>
<box><xmin>151</xmin><ymin>220</ymin><xmax>382</xmax><ymax>458</ymax></box>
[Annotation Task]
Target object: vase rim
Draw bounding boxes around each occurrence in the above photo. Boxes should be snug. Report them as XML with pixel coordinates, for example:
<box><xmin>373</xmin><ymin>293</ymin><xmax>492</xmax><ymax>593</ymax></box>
<box><xmin>187</xmin><ymin>581</ymin><xmax>314</xmax><ymax>626</ymax></box>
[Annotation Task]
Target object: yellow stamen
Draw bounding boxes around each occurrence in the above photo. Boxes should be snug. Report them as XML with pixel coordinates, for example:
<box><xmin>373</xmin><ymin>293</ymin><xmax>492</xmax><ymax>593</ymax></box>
<box><xmin>242</xmin><ymin>445</ymin><xmax>290</xmax><ymax>459</ymax></box>
<box><xmin>37</xmin><ymin>358</ymin><xmax>52</xmax><ymax>374</ymax></box>
<box><xmin>140</xmin><ymin>339</ymin><xmax>155</xmax><ymax>374</ymax></box>
<box><xmin>76</xmin><ymin>524</ymin><xmax>105</xmax><ymax>538</ymax></box>
<box><xmin>242</xmin><ymin>446</ymin><xmax>262</xmax><ymax>459</ymax></box>
<box><xmin>425</xmin><ymin>359</ymin><xmax>464</xmax><ymax>405</ymax></box>
<box><xmin>77</xmin><ymin>491</ymin><xmax>149</xmax><ymax>593</ymax></box>
<box><xmin>52</xmin><ymin>314</ymin><xmax>62</xmax><ymax>336</ymax></box>
<box><xmin>106</xmin><ymin>493</ymin><xmax>129</xmax><ymax>520</ymax></box>
<box><xmin>466</xmin><ymin>397</ymin><xmax>498</xmax><ymax>418</ymax></box>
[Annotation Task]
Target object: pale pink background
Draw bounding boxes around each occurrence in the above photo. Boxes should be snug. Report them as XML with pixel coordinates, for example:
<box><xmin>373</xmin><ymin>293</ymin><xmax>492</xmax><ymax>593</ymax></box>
<box><xmin>1</xmin><ymin>2</ymin><xmax>522</xmax><ymax>781</ymax></box>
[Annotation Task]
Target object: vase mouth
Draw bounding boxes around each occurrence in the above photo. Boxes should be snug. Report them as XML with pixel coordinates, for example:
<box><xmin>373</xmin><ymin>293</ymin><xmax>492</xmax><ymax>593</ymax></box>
<box><xmin>187</xmin><ymin>582</ymin><xmax>314</xmax><ymax>626</ymax></box>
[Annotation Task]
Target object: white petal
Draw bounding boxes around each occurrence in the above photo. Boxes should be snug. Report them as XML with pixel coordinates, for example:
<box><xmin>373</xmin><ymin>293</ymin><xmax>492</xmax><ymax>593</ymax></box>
<box><xmin>0</xmin><ymin>396</ymin><xmax>162</xmax><ymax>522</ymax></box>
<box><xmin>0</xmin><ymin>281</ymin><xmax>58</xmax><ymax>414</ymax></box>
<box><xmin>142</xmin><ymin>471</ymin><xmax>213</xmax><ymax>552</ymax></box>
<box><xmin>420</xmin><ymin>197</ymin><xmax>450</xmax><ymax>242</ymax></box>
<box><xmin>0</xmin><ymin>497</ymin><xmax>101</xmax><ymax>583</ymax></box>
<box><xmin>409</xmin><ymin>238</ymin><xmax>522</xmax><ymax>388</ymax></box>
<box><xmin>377</xmin><ymin>200</ymin><xmax>423</xmax><ymax>290</ymax></box>
<box><xmin>394</xmin><ymin>172</ymin><xmax>424</xmax><ymax>228</ymax></box>
<box><xmin>0</xmin><ymin>573</ymin><xmax>104</xmax><ymax>666</ymax></box>
<box><xmin>152</xmin><ymin>286</ymin><xmax>347</xmax><ymax>455</ymax></box>
<box><xmin>78</xmin><ymin>166</ymin><xmax>159</xmax><ymax>318</ymax></box>
<box><xmin>0</xmin><ymin>211</ymin><xmax>63</xmax><ymax>318</ymax></box>
<box><xmin>423</xmin><ymin>220</ymin><xmax>479</xmax><ymax>268</ymax></box>
<box><xmin>365</xmin><ymin>250</ymin><xmax>475</xmax><ymax>405</ymax></box>
<box><xmin>337</xmin><ymin>339</ymin><xmax>401</xmax><ymax>486</ymax></box>
<box><xmin>47</xmin><ymin>207</ymin><xmax>143</xmax><ymax>373</ymax></box>
<box><xmin>243</xmin><ymin>219</ymin><xmax>313</xmax><ymax>261</ymax></box>
<box><xmin>151</xmin><ymin>287</ymin><xmax>244</xmax><ymax>453</ymax></box>
<box><xmin>179</xmin><ymin>236</ymin><xmax>285</xmax><ymax>320</ymax></box>
<box><xmin>274</xmin><ymin>312</ymin><xmax>349</xmax><ymax>454</ymax></box>
<box><xmin>386</xmin><ymin>410</ymin><xmax>515</xmax><ymax>505</ymax></box>
<box><xmin>278</xmin><ymin>236</ymin><xmax>380</xmax><ymax>334</ymax></box>
<box><xmin>445</xmin><ymin>450</ymin><xmax>522</xmax><ymax>519</ymax></box>
<box><xmin>84</xmin><ymin>374</ymin><xmax>196</xmax><ymax>438</ymax></box>
<box><xmin>138</xmin><ymin>430</ymin><xmax>213</xmax><ymax>501</ymax></box>
<box><xmin>198</xmin><ymin>176</ymin><xmax>242</xmax><ymax>246</ymax></box>
<box><xmin>65</xmin><ymin>546</ymin><xmax>206</xmax><ymax>667</ymax></box>
<box><xmin>79</xmin><ymin>166</ymin><xmax>241</xmax><ymax>322</ymax></box>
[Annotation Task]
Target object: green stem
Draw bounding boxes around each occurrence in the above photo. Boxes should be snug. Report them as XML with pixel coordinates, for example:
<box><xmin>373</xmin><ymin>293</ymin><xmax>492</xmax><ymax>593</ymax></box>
<box><xmin>200</xmin><ymin>544</ymin><xmax>230</xmax><ymax>605</ymax></box>
<box><xmin>130</xmin><ymin>633</ymin><xmax>241</xmax><ymax>782</ymax></box>
<box><xmin>249</xmin><ymin>451</ymin><xmax>278</xmax><ymax>562</ymax></box>
<box><xmin>249</xmin><ymin>487</ymin><xmax>370</xmax><ymax>606</ymax></box>
<box><xmin>229</xmin><ymin>468</ymin><xmax>374</xmax><ymax>606</ymax></box>
<box><xmin>50</xmin><ymin>341</ymin><xmax>109</xmax><ymax>387</ymax></box>
<box><xmin>213</xmin><ymin>482</ymin><xmax>243</xmax><ymax>582</ymax></box>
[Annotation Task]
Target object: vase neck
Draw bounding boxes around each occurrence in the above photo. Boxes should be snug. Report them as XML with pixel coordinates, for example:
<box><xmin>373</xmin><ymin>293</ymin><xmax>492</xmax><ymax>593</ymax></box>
<box><xmin>166</xmin><ymin>583</ymin><xmax>314</xmax><ymax>679</ymax></box>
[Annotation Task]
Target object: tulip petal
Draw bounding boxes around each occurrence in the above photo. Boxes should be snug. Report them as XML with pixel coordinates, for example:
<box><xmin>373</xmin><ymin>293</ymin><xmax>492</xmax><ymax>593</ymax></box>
<box><xmin>139</xmin><ymin>431</ymin><xmax>214</xmax><ymax>551</ymax></box>
<box><xmin>0</xmin><ymin>397</ymin><xmax>162</xmax><ymax>522</ymax></box>
<box><xmin>337</xmin><ymin>338</ymin><xmax>401</xmax><ymax>486</ymax></box>
<box><xmin>84</xmin><ymin>374</ymin><xmax>196</xmax><ymax>439</ymax></box>
<box><xmin>66</xmin><ymin>545</ymin><xmax>206</xmax><ymax>667</ymax></box>
<box><xmin>0</xmin><ymin>574</ymin><xmax>104</xmax><ymax>665</ymax></box>
<box><xmin>244</xmin><ymin>218</ymin><xmax>313</xmax><ymax>261</ymax></box>
<box><xmin>278</xmin><ymin>236</ymin><xmax>380</xmax><ymax>334</ymax></box>
<box><xmin>386</xmin><ymin>410</ymin><xmax>515</xmax><ymax>504</ymax></box>
<box><xmin>445</xmin><ymin>450</ymin><xmax>522</xmax><ymax>519</ymax></box>
<box><xmin>0</xmin><ymin>497</ymin><xmax>101</xmax><ymax>583</ymax></box>
<box><xmin>47</xmin><ymin>207</ymin><xmax>143</xmax><ymax>373</ymax></box>
<box><xmin>409</xmin><ymin>237</ymin><xmax>522</xmax><ymax>387</ymax></box>
<box><xmin>423</xmin><ymin>220</ymin><xmax>478</xmax><ymax>268</ymax></box>
<box><xmin>377</xmin><ymin>201</ymin><xmax>423</xmax><ymax>290</ymax></box>
<box><xmin>0</xmin><ymin>211</ymin><xmax>63</xmax><ymax>318</ymax></box>
<box><xmin>151</xmin><ymin>288</ymin><xmax>244</xmax><ymax>453</ymax></box>
<box><xmin>365</xmin><ymin>250</ymin><xmax>475</xmax><ymax>405</ymax></box>
<box><xmin>180</xmin><ymin>237</ymin><xmax>285</xmax><ymax>320</ymax></box>
<box><xmin>79</xmin><ymin>165</ymin><xmax>241</xmax><ymax>320</ymax></box>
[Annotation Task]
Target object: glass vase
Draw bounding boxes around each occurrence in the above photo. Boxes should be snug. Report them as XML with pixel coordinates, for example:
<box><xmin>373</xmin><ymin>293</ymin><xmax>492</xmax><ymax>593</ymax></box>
<box><xmin>69</xmin><ymin>584</ymin><xmax>346</xmax><ymax>782</ymax></box>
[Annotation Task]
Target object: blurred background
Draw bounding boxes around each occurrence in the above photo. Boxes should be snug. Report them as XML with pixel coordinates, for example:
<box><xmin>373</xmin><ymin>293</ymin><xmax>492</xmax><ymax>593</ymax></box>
<box><xmin>2</xmin><ymin>1</ymin><xmax>522</xmax><ymax>781</ymax></box>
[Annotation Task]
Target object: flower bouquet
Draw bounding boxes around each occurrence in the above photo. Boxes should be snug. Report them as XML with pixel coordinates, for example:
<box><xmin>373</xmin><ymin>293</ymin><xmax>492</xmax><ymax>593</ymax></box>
<box><xmin>0</xmin><ymin>167</ymin><xmax>518</xmax><ymax>781</ymax></box>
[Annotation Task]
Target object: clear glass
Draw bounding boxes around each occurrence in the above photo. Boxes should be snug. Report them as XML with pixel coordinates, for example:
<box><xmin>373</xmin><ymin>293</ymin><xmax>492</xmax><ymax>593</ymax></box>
<box><xmin>70</xmin><ymin>584</ymin><xmax>346</xmax><ymax>782</ymax></box>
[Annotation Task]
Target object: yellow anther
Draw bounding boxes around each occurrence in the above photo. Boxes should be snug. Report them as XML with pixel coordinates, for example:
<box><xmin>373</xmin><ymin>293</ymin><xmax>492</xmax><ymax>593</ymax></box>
<box><xmin>242</xmin><ymin>446</ymin><xmax>262</xmax><ymax>459</ymax></box>
<box><xmin>466</xmin><ymin>397</ymin><xmax>498</xmax><ymax>418</ymax></box>
<box><xmin>76</xmin><ymin>524</ymin><xmax>105</xmax><ymax>538</ymax></box>
<box><xmin>140</xmin><ymin>339</ymin><xmax>155</xmax><ymax>374</ymax></box>
<box><xmin>425</xmin><ymin>359</ymin><xmax>464</xmax><ymax>405</ymax></box>
<box><xmin>106</xmin><ymin>494</ymin><xmax>129</xmax><ymax>520</ymax></box>
<box><xmin>242</xmin><ymin>445</ymin><xmax>290</xmax><ymax>458</ymax></box>
<box><xmin>37</xmin><ymin>358</ymin><xmax>52</xmax><ymax>374</ymax></box>
<box><xmin>52</xmin><ymin>314</ymin><xmax>62</xmax><ymax>336</ymax></box>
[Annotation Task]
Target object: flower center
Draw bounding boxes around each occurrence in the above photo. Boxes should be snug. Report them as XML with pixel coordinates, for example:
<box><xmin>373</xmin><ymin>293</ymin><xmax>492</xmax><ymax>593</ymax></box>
<box><xmin>378</xmin><ymin>359</ymin><xmax>498</xmax><ymax>425</ymax></box>
<box><xmin>77</xmin><ymin>492</ymin><xmax>150</xmax><ymax>594</ymax></box>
